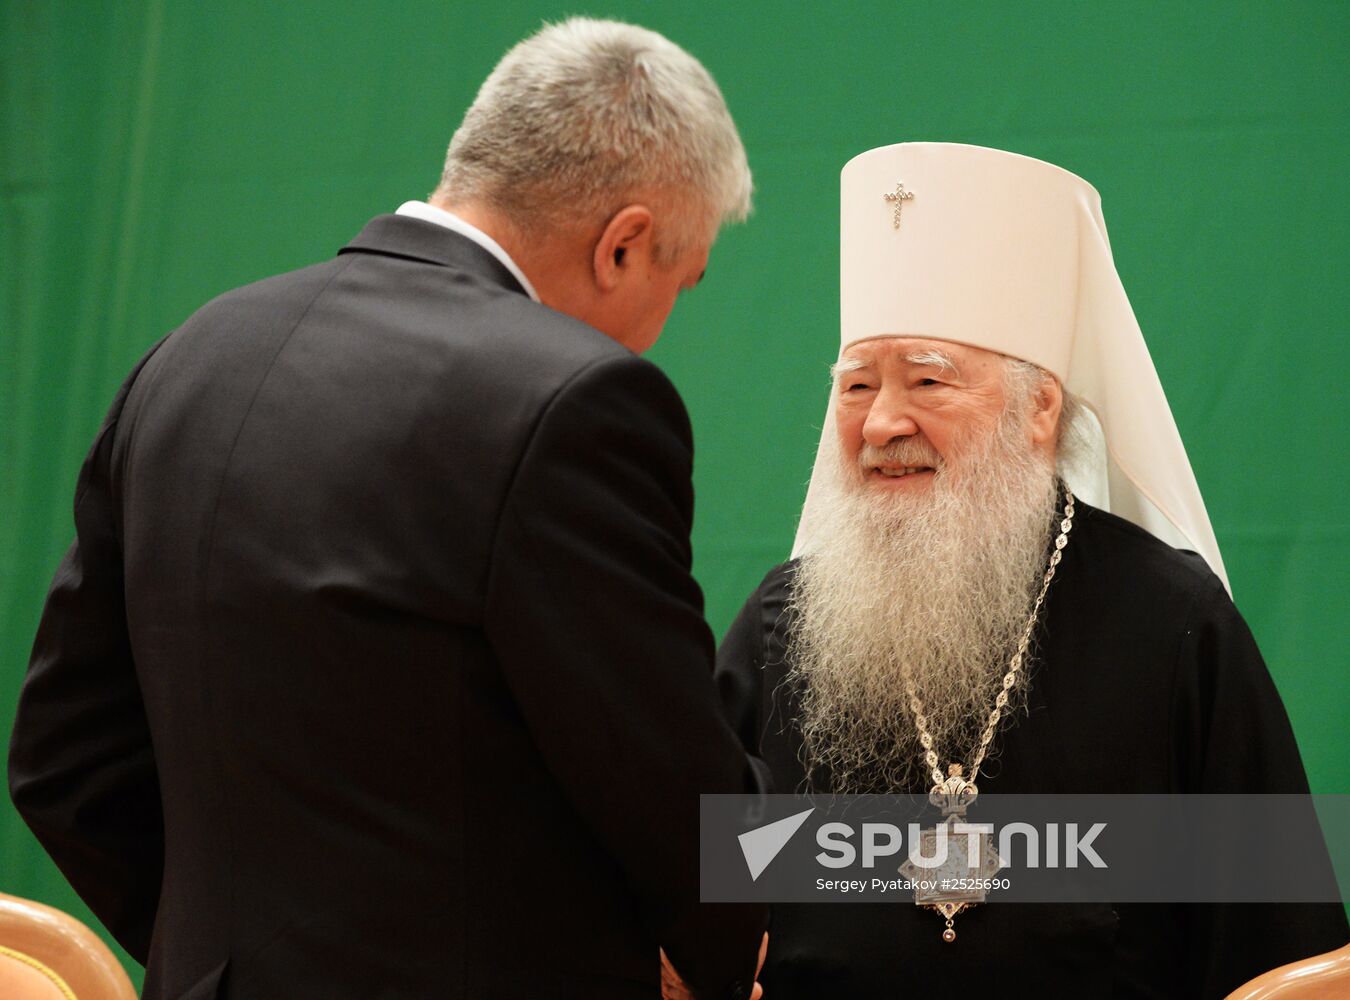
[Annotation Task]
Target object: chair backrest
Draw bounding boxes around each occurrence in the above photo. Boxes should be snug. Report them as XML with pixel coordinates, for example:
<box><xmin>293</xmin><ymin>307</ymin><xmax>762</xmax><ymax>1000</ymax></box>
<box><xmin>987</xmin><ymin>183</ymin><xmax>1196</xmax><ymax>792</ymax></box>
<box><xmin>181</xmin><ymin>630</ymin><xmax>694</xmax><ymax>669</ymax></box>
<box><xmin>0</xmin><ymin>893</ymin><xmax>137</xmax><ymax>1000</ymax></box>
<box><xmin>1225</xmin><ymin>942</ymin><xmax>1350</xmax><ymax>999</ymax></box>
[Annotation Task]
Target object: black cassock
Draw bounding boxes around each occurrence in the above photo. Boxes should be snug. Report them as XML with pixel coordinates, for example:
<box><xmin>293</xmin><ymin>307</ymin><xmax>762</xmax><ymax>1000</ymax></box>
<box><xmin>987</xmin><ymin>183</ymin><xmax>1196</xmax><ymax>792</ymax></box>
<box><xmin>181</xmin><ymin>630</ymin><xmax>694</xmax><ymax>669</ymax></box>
<box><xmin>716</xmin><ymin>501</ymin><xmax>1347</xmax><ymax>999</ymax></box>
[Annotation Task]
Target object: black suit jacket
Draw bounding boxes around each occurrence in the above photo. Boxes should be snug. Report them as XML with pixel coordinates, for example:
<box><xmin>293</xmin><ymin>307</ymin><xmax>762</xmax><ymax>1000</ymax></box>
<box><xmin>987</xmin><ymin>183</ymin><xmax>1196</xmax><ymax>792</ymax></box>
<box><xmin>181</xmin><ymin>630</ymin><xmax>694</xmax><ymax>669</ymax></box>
<box><xmin>10</xmin><ymin>214</ymin><xmax>766</xmax><ymax>999</ymax></box>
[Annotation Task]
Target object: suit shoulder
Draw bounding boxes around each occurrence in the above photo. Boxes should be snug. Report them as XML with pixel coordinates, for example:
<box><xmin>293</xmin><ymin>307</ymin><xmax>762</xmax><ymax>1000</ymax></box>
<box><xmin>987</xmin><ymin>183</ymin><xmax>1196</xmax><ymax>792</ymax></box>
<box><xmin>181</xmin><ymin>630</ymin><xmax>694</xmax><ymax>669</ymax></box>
<box><xmin>503</xmin><ymin>322</ymin><xmax>694</xmax><ymax>460</ymax></box>
<box><xmin>183</xmin><ymin>259</ymin><xmax>347</xmax><ymax>323</ymax></box>
<box><xmin>151</xmin><ymin>261</ymin><xmax>353</xmax><ymax>369</ymax></box>
<box><xmin>495</xmin><ymin>298</ymin><xmax>660</xmax><ymax>384</ymax></box>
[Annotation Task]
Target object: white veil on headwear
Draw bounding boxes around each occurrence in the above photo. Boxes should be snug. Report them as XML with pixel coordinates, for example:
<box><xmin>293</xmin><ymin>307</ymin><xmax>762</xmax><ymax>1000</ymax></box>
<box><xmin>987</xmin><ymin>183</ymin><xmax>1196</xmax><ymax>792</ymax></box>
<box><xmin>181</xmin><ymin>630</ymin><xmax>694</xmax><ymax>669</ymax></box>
<box><xmin>792</xmin><ymin>142</ymin><xmax>1229</xmax><ymax>592</ymax></box>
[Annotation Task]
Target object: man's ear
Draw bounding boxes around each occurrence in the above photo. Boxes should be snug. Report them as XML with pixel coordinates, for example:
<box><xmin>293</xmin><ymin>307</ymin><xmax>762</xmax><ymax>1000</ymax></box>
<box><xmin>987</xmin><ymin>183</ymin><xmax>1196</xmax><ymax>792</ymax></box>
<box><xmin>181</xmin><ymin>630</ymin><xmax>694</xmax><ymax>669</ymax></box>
<box><xmin>1028</xmin><ymin>375</ymin><xmax>1063</xmax><ymax>449</ymax></box>
<box><xmin>592</xmin><ymin>205</ymin><xmax>654</xmax><ymax>292</ymax></box>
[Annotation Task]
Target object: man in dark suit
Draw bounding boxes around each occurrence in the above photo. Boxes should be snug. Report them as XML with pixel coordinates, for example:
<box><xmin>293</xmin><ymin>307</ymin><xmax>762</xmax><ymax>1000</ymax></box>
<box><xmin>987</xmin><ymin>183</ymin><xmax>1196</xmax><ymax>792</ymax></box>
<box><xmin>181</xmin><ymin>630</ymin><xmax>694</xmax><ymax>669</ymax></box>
<box><xmin>9</xmin><ymin>18</ymin><xmax>766</xmax><ymax>999</ymax></box>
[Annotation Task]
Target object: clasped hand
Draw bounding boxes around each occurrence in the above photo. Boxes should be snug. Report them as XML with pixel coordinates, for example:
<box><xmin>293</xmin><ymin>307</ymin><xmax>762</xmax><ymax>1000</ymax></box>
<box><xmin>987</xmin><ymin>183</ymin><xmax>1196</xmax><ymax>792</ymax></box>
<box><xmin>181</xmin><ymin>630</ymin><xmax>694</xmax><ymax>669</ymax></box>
<box><xmin>660</xmin><ymin>933</ymin><xmax>768</xmax><ymax>1000</ymax></box>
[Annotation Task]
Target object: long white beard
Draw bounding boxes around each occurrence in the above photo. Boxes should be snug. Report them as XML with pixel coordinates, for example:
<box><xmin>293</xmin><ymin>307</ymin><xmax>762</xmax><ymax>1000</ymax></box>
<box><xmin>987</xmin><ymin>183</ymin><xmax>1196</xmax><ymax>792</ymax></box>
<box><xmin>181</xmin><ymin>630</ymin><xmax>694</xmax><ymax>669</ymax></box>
<box><xmin>785</xmin><ymin>411</ymin><xmax>1061</xmax><ymax>794</ymax></box>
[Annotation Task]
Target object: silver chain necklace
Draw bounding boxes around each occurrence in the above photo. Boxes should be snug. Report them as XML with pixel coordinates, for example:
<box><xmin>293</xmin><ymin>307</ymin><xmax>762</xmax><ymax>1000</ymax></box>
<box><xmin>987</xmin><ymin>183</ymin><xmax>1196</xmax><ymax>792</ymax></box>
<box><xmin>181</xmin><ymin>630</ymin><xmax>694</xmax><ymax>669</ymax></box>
<box><xmin>899</xmin><ymin>487</ymin><xmax>1075</xmax><ymax>943</ymax></box>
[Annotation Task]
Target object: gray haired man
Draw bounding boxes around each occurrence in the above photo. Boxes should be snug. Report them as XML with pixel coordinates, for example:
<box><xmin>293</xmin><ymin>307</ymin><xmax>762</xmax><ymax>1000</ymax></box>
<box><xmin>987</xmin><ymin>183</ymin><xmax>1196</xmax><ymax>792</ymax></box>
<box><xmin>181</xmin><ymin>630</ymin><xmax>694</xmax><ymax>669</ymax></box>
<box><xmin>11</xmin><ymin>18</ymin><xmax>766</xmax><ymax>999</ymax></box>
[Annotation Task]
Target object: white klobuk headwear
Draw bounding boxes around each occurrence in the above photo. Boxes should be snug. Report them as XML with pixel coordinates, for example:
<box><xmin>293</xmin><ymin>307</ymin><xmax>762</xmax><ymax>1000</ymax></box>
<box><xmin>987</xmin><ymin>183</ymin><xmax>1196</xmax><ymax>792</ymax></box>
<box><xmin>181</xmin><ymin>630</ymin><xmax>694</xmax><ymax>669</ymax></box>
<box><xmin>793</xmin><ymin>142</ymin><xmax>1229</xmax><ymax>592</ymax></box>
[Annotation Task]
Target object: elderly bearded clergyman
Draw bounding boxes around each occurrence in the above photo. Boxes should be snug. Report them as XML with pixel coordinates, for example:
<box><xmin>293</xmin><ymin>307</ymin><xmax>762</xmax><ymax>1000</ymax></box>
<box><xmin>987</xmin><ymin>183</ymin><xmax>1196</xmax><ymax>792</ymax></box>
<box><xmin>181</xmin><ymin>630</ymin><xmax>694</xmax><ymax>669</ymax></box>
<box><xmin>715</xmin><ymin>144</ymin><xmax>1348</xmax><ymax>998</ymax></box>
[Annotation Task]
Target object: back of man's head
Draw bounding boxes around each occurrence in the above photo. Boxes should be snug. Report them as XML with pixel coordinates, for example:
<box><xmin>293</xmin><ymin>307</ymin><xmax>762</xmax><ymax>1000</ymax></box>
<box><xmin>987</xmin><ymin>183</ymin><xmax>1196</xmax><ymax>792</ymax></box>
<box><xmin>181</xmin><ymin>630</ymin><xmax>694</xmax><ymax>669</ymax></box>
<box><xmin>434</xmin><ymin>17</ymin><xmax>751</xmax><ymax>263</ymax></box>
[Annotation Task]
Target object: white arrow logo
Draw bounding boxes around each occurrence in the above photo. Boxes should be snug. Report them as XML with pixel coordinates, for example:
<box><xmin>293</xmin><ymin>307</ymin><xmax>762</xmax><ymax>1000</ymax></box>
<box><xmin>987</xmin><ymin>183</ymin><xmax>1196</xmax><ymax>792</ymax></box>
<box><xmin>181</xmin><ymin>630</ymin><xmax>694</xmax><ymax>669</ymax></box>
<box><xmin>738</xmin><ymin>808</ymin><xmax>816</xmax><ymax>881</ymax></box>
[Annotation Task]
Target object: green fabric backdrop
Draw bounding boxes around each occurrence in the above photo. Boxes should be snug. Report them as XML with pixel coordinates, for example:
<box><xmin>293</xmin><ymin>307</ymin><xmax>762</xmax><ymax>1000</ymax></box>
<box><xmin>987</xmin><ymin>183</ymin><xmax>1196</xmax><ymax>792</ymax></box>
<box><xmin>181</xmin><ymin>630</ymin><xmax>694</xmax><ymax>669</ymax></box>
<box><xmin>3</xmin><ymin>0</ymin><xmax>1346</xmax><ymax>984</ymax></box>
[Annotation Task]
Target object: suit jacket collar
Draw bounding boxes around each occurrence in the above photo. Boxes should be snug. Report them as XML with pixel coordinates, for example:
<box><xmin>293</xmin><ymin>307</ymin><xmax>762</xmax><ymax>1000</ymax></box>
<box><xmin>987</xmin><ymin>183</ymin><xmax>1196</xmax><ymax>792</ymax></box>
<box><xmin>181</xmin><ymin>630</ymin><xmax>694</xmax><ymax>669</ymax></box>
<box><xmin>338</xmin><ymin>214</ymin><xmax>530</xmax><ymax>298</ymax></box>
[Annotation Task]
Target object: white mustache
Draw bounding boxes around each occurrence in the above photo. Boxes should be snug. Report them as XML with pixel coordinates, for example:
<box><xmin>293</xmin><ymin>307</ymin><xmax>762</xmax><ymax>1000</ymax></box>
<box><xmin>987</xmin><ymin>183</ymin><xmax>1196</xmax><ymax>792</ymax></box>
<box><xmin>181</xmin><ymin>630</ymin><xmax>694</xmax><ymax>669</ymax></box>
<box><xmin>857</xmin><ymin>441</ymin><xmax>943</xmax><ymax>470</ymax></box>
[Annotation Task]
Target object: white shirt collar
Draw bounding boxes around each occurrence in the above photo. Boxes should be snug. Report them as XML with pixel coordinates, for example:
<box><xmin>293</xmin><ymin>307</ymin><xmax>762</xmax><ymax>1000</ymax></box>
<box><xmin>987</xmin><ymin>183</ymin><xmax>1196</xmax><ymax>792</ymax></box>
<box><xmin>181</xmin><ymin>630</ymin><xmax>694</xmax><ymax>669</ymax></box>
<box><xmin>394</xmin><ymin>201</ymin><xmax>540</xmax><ymax>302</ymax></box>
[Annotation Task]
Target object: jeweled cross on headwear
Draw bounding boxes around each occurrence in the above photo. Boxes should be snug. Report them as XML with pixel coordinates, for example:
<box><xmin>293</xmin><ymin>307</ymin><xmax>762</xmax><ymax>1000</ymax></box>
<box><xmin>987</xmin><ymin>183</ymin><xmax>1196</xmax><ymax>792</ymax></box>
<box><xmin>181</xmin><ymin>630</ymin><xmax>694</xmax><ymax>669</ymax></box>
<box><xmin>883</xmin><ymin>181</ymin><xmax>914</xmax><ymax>229</ymax></box>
